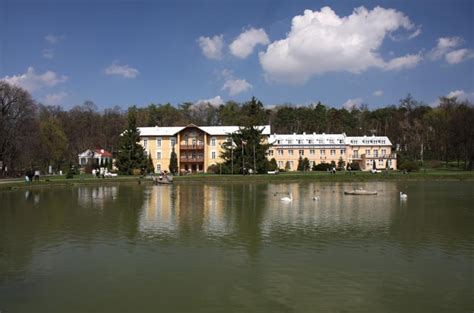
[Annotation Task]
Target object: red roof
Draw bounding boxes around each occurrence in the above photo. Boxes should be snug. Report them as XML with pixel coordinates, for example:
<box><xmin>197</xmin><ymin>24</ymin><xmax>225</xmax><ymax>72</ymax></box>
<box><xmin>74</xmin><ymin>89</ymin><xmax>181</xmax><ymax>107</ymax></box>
<box><xmin>94</xmin><ymin>149</ymin><xmax>112</xmax><ymax>157</ymax></box>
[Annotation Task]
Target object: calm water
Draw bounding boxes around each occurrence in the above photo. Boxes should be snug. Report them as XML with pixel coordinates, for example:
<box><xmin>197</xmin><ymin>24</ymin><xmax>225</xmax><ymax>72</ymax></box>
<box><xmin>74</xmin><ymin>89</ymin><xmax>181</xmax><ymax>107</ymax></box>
<box><xmin>0</xmin><ymin>181</ymin><xmax>473</xmax><ymax>312</ymax></box>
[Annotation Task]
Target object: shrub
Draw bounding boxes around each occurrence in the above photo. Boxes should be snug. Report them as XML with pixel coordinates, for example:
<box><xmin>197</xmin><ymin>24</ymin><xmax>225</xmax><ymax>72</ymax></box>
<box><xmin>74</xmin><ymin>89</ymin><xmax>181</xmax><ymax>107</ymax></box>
<box><xmin>399</xmin><ymin>160</ymin><xmax>420</xmax><ymax>172</ymax></box>
<box><xmin>312</xmin><ymin>162</ymin><xmax>332</xmax><ymax>171</ymax></box>
<box><xmin>207</xmin><ymin>164</ymin><xmax>220</xmax><ymax>174</ymax></box>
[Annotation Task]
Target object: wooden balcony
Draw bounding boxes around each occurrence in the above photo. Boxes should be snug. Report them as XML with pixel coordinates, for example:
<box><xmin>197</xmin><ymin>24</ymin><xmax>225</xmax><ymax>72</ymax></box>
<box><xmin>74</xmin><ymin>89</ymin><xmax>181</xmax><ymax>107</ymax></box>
<box><xmin>180</xmin><ymin>157</ymin><xmax>204</xmax><ymax>163</ymax></box>
<box><xmin>180</xmin><ymin>144</ymin><xmax>204</xmax><ymax>150</ymax></box>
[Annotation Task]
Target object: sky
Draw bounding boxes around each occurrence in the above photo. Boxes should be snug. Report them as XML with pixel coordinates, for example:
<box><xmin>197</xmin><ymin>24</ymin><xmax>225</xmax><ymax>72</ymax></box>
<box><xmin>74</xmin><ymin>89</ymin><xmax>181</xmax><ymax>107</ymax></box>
<box><xmin>1</xmin><ymin>0</ymin><xmax>473</xmax><ymax>110</ymax></box>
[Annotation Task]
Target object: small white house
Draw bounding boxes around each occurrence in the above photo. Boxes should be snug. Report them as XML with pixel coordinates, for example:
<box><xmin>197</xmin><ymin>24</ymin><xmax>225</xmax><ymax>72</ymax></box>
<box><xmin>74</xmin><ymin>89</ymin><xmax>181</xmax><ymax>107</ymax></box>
<box><xmin>78</xmin><ymin>149</ymin><xmax>113</xmax><ymax>167</ymax></box>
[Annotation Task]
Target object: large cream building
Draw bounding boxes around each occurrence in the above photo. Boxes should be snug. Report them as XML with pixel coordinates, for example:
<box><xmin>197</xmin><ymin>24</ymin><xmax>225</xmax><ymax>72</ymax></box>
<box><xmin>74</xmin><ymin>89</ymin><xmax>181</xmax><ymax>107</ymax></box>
<box><xmin>138</xmin><ymin>124</ymin><xmax>396</xmax><ymax>173</ymax></box>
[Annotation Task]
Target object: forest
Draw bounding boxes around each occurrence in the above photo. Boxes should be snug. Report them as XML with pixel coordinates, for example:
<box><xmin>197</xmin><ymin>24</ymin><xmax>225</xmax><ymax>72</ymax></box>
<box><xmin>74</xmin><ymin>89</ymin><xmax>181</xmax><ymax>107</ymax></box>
<box><xmin>1</xmin><ymin>81</ymin><xmax>473</xmax><ymax>176</ymax></box>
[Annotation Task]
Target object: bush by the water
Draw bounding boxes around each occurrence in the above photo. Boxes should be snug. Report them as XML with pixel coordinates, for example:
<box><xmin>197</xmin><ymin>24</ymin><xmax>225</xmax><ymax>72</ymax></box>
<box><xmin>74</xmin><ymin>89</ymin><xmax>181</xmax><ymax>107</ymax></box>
<box><xmin>399</xmin><ymin>160</ymin><xmax>420</xmax><ymax>172</ymax></box>
<box><xmin>312</xmin><ymin>162</ymin><xmax>332</xmax><ymax>171</ymax></box>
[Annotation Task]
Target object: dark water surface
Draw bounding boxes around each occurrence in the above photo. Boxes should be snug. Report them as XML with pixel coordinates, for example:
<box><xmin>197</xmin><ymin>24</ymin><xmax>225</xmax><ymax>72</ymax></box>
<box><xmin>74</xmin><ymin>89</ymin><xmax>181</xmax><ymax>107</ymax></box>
<box><xmin>0</xmin><ymin>181</ymin><xmax>473</xmax><ymax>312</ymax></box>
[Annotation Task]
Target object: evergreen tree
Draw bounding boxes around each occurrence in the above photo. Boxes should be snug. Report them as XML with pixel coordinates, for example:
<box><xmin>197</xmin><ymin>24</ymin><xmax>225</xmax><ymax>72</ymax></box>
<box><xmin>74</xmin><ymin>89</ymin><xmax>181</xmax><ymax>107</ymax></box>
<box><xmin>285</xmin><ymin>161</ymin><xmax>291</xmax><ymax>171</ymax></box>
<box><xmin>169</xmin><ymin>146</ymin><xmax>178</xmax><ymax>174</ymax></box>
<box><xmin>303</xmin><ymin>157</ymin><xmax>310</xmax><ymax>171</ymax></box>
<box><xmin>146</xmin><ymin>154</ymin><xmax>154</xmax><ymax>174</ymax></box>
<box><xmin>297</xmin><ymin>156</ymin><xmax>304</xmax><ymax>171</ymax></box>
<box><xmin>115</xmin><ymin>108</ymin><xmax>147</xmax><ymax>174</ymax></box>
<box><xmin>220</xmin><ymin>125</ymin><xmax>272</xmax><ymax>174</ymax></box>
<box><xmin>338</xmin><ymin>157</ymin><xmax>345</xmax><ymax>170</ymax></box>
<box><xmin>268</xmin><ymin>158</ymin><xmax>278</xmax><ymax>171</ymax></box>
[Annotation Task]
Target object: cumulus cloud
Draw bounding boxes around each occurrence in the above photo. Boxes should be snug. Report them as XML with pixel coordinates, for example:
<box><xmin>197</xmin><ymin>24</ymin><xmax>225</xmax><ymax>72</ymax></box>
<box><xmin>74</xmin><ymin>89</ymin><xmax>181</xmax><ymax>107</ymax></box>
<box><xmin>195</xmin><ymin>95</ymin><xmax>224</xmax><ymax>107</ymax></box>
<box><xmin>343</xmin><ymin>97</ymin><xmax>363</xmax><ymax>110</ymax></box>
<box><xmin>383</xmin><ymin>53</ymin><xmax>422</xmax><ymax>70</ymax></box>
<box><xmin>445</xmin><ymin>49</ymin><xmax>474</xmax><ymax>65</ymax></box>
<box><xmin>259</xmin><ymin>6</ymin><xmax>421</xmax><ymax>83</ymax></box>
<box><xmin>1</xmin><ymin>67</ymin><xmax>68</xmax><ymax>92</ymax></box>
<box><xmin>222</xmin><ymin>79</ymin><xmax>252</xmax><ymax>96</ymax></box>
<box><xmin>429</xmin><ymin>36</ymin><xmax>463</xmax><ymax>60</ymax></box>
<box><xmin>373</xmin><ymin>90</ymin><xmax>384</xmax><ymax>96</ymax></box>
<box><xmin>197</xmin><ymin>35</ymin><xmax>224</xmax><ymax>60</ymax></box>
<box><xmin>44</xmin><ymin>92</ymin><xmax>68</xmax><ymax>105</ymax></box>
<box><xmin>229</xmin><ymin>28</ymin><xmax>270</xmax><ymax>59</ymax></box>
<box><xmin>446</xmin><ymin>90</ymin><xmax>474</xmax><ymax>102</ymax></box>
<box><xmin>105</xmin><ymin>63</ymin><xmax>139</xmax><ymax>78</ymax></box>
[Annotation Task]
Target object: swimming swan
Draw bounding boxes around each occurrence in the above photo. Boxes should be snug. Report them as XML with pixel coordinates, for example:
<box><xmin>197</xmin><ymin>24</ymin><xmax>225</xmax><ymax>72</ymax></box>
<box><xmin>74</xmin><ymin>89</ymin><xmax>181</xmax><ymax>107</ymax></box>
<box><xmin>281</xmin><ymin>193</ymin><xmax>293</xmax><ymax>202</ymax></box>
<box><xmin>400</xmin><ymin>192</ymin><xmax>408</xmax><ymax>200</ymax></box>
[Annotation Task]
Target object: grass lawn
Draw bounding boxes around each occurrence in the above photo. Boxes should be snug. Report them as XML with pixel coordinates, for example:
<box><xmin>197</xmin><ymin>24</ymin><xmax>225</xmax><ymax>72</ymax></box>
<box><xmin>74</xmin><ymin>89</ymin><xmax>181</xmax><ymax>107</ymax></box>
<box><xmin>1</xmin><ymin>168</ymin><xmax>472</xmax><ymax>191</ymax></box>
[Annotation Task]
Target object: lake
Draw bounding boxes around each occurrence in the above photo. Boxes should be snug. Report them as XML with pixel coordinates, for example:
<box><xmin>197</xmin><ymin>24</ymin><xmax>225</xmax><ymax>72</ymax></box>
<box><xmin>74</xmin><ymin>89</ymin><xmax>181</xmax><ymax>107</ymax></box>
<box><xmin>0</xmin><ymin>181</ymin><xmax>472</xmax><ymax>312</ymax></box>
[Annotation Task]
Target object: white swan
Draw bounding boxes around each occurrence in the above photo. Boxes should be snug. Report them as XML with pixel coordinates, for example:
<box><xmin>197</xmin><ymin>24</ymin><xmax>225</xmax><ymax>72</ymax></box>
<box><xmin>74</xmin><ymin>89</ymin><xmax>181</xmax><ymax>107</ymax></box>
<box><xmin>281</xmin><ymin>193</ymin><xmax>293</xmax><ymax>202</ymax></box>
<box><xmin>400</xmin><ymin>192</ymin><xmax>408</xmax><ymax>200</ymax></box>
<box><xmin>312</xmin><ymin>195</ymin><xmax>320</xmax><ymax>201</ymax></box>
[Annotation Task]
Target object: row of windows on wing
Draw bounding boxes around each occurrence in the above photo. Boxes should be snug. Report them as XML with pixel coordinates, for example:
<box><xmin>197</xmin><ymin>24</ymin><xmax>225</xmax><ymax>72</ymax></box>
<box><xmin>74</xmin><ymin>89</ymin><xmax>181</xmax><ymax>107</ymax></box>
<box><xmin>268</xmin><ymin>148</ymin><xmax>388</xmax><ymax>157</ymax></box>
<box><xmin>349</xmin><ymin>139</ymin><xmax>387</xmax><ymax>144</ymax></box>
<box><xmin>275</xmin><ymin>139</ymin><xmax>345</xmax><ymax>145</ymax></box>
<box><xmin>141</xmin><ymin>137</ymin><xmax>218</xmax><ymax>148</ymax></box>
<box><xmin>276</xmin><ymin>159</ymin><xmax>393</xmax><ymax>169</ymax></box>
<box><xmin>143</xmin><ymin>150</ymin><xmax>218</xmax><ymax>160</ymax></box>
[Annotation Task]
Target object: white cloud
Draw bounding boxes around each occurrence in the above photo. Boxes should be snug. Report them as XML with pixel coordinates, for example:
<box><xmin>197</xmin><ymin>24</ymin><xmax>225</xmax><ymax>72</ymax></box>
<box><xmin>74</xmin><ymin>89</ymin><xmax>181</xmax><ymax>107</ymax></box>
<box><xmin>229</xmin><ymin>28</ymin><xmax>270</xmax><ymax>59</ymax></box>
<box><xmin>197</xmin><ymin>35</ymin><xmax>224</xmax><ymax>60</ymax></box>
<box><xmin>343</xmin><ymin>97</ymin><xmax>363</xmax><ymax>110</ymax></box>
<box><xmin>43</xmin><ymin>48</ymin><xmax>55</xmax><ymax>59</ymax></box>
<box><xmin>429</xmin><ymin>36</ymin><xmax>463</xmax><ymax>60</ymax></box>
<box><xmin>446</xmin><ymin>90</ymin><xmax>474</xmax><ymax>102</ymax></box>
<box><xmin>195</xmin><ymin>95</ymin><xmax>224</xmax><ymax>107</ymax></box>
<box><xmin>383</xmin><ymin>53</ymin><xmax>422</xmax><ymax>70</ymax></box>
<box><xmin>105</xmin><ymin>63</ymin><xmax>139</xmax><ymax>78</ymax></box>
<box><xmin>222</xmin><ymin>79</ymin><xmax>252</xmax><ymax>96</ymax></box>
<box><xmin>1</xmin><ymin>67</ymin><xmax>68</xmax><ymax>92</ymax></box>
<box><xmin>373</xmin><ymin>90</ymin><xmax>384</xmax><ymax>96</ymax></box>
<box><xmin>44</xmin><ymin>92</ymin><xmax>68</xmax><ymax>105</ymax></box>
<box><xmin>259</xmin><ymin>6</ymin><xmax>420</xmax><ymax>83</ymax></box>
<box><xmin>45</xmin><ymin>34</ymin><xmax>62</xmax><ymax>44</ymax></box>
<box><xmin>445</xmin><ymin>49</ymin><xmax>474</xmax><ymax>64</ymax></box>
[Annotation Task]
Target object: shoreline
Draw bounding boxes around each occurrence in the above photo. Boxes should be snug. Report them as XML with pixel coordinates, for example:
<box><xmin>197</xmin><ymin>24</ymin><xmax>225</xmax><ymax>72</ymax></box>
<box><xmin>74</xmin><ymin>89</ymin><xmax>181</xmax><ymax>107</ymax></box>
<box><xmin>1</xmin><ymin>170</ymin><xmax>473</xmax><ymax>191</ymax></box>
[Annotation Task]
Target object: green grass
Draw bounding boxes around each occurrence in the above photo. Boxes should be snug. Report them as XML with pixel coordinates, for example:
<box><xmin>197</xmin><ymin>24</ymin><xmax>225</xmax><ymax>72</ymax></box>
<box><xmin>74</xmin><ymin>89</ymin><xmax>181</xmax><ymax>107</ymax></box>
<box><xmin>1</xmin><ymin>169</ymin><xmax>472</xmax><ymax>191</ymax></box>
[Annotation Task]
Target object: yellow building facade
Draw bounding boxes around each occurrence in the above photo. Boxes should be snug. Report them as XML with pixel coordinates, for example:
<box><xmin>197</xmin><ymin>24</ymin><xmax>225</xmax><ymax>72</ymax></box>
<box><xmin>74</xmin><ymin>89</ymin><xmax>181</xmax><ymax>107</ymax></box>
<box><xmin>138</xmin><ymin>124</ymin><xmax>396</xmax><ymax>173</ymax></box>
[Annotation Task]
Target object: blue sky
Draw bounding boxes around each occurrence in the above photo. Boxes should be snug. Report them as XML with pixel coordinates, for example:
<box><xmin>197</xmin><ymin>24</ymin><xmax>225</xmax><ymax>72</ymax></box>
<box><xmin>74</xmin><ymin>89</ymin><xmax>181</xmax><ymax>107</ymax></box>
<box><xmin>1</xmin><ymin>0</ymin><xmax>473</xmax><ymax>110</ymax></box>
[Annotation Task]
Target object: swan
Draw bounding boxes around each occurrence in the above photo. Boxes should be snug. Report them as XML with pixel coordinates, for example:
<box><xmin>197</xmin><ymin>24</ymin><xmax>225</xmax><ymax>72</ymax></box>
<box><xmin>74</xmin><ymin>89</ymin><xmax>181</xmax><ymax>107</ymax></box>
<box><xmin>281</xmin><ymin>193</ymin><xmax>293</xmax><ymax>202</ymax></box>
<box><xmin>400</xmin><ymin>192</ymin><xmax>408</xmax><ymax>200</ymax></box>
<box><xmin>312</xmin><ymin>195</ymin><xmax>320</xmax><ymax>201</ymax></box>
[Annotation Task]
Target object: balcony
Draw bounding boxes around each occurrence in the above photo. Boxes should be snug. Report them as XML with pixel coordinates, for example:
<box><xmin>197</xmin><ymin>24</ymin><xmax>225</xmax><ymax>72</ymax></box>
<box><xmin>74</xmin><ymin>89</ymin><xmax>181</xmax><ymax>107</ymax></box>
<box><xmin>180</xmin><ymin>157</ymin><xmax>204</xmax><ymax>163</ymax></box>
<box><xmin>180</xmin><ymin>144</ymin><xmax>204</xmax><ymax>150</ymax></box>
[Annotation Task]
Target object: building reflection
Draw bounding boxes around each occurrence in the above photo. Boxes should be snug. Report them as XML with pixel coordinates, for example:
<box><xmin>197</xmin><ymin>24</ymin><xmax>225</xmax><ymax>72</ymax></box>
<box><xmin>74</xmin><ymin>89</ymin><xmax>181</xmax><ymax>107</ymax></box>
<box><xmin>77</xmin><ymin>185</ymin><xmax>118</xmax><ymax>209</ymax></box>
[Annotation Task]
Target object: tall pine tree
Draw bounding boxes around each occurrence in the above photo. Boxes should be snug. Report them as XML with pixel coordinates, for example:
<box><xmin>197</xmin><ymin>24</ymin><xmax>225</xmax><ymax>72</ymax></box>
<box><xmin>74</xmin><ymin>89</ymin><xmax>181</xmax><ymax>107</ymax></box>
<box><xmin>115</xmin><ymin>108</ymin><xmax>147</xmax><ymax>175</ymax></box>
<box><xmin>169</xmin><ymin>146</ymin><xmax>178</xmax><ymax>174</ymax></box>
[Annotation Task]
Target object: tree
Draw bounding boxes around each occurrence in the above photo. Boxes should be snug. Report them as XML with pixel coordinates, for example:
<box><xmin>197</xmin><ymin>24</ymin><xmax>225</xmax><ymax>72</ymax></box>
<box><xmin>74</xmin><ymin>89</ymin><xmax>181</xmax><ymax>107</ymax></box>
<box><xmin>220</xmin><ymin>125</ymin><xmax>272</xmax><ymax>174</ymax></box>
<box><xmin>115</xmin><ymin>108</ymin><xmax>147</xmax><ymax>174</ymax></box>
<box><xmin>303</xmin><ymin>157</ymin><xmax>311</xmax><ymax>171</ymax></box>
<box><xmin>146</xmin><ymin>154</ymin><xmax>154</xmax><ymax>174</ymax></box>
<box><xmin>268</xmin><ymin>158</ymin><xmax>278</xmax><ymax>171</ymax></box>
<box><xmin>169</xmin><ymin>146</ymin><xmax>178</xmax><ymax>174</ymax></box>
<box><xmin>39</xmin><ymin>117</ymin><xmax>68</xmax><ymax>171</ymax></box>
<box><xmin>337</xmin><ymin>157</ymin><xmax>345</xmax><ymax>170</ymax></box>
<box><xmin>297</xmin><ymin>156</ymin><xmax>304</xmax><ymax>171</ymax></box>
<box><xmin>285</xmin><ymin>161</ymin><xmax>291</xmax><ymax>171</ymax></box>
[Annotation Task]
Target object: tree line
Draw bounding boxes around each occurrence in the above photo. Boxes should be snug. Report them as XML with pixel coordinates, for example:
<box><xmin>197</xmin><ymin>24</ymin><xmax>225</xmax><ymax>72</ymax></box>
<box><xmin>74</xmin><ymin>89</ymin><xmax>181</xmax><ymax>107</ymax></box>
<box><xmin>1</xmin><ymin>81</ymin><xmax>473</xmax><ymax>177</ymax></box>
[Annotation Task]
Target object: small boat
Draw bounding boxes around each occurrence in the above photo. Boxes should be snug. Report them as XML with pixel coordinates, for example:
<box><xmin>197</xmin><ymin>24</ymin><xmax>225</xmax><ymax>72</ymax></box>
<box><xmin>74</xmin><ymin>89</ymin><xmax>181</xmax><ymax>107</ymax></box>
<box><xmin>153</xmin><ymin>175</ymin><xmax>173</xmax><ymax>185</ymax></box>
<box><xmin>344</xmin><ymin>189</ymin><xmax>377</xmax><ymax>195</ymax></box>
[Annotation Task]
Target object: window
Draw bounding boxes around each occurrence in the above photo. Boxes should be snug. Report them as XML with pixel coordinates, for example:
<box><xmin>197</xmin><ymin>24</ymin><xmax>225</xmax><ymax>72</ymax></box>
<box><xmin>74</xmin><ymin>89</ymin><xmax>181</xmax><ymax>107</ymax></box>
<box><xmin>353</xmin><ymin>150</ymin><xmax>359</xmax><ymax>158</ymax></box>
<box><xmin>297</xmin><ymin>139</ymin><xmax>302</xmax><ymax>144</ymax></box>
<box><xmin>379</xmin><ymin>159</ymin><xmax>384</xmax><ymax>166</ymax></box>
<box><xmin>277</xmin><ymin>149</ymin><xmax>284</xmax><ymax>156</ymax></box>
<box><xmin>341</xmin><ymin>149</ymin><xmax>345</xmax><ymax>155</ymax></box>
<box><xmin>156</xmin><ymin>151</ymin><xmax>161</xmax><ymax>160</ymax></box>
<box><xmin>388</xmin><ymin>160</ymin><xmax>392</xmax><ymax>167</ymax></box>
<box><xmin>211</xmin><ymin>151</ymin><xmax>216</xmax><ymax>159</ymax></box>
<box><xmin>156</xmin><ymin>164</ymin><xmax>161</xmax><ymax>172</ymax></box>
<box><xmin>381</xmin><ymin>149</ymin><xmax>386</xmax><ymax>156</ymax></box>
<box><xmin>143</xmin><ymin>138</ymin><xmax>148</xmax><ymax>148</ymax></box>
<box><xmin>320</xmin><ymin>149</ymin><xmax>325</xmax><ymax>155</ymax></box>
<box><xmin>277</xmin><ymin>140</ymin><xmax>281</xmax><ymax>144</ymax></box>
<box><xmin>278</xmin><ymin>161</ymin><xmax>284</xmax><ymax>168</ymax></box>
<box><xmin>310</xmin><ymin>149</ymin><xmax>315</xmax><ymax>155</ymax></box>
<box><xmin>288</xmin><ymin>140</ymin><xmax>293</xmax><ymax>144</ymax></box>
<box><xmin>211</xmin><ymin>138</ymin><xmax>216</xmax><ymax>146</ymax></box>
<box><xmin>288</xmin><ymin>149</ymin><xmax>294</xmax><ymax>155</ymax></box>
<box><xmin>268</xmin><ymin>150</ymin><xmax>274</xmax><ymax>156</ymax></box>
<box><xmin>192</xmin><ymin>139</ymin><xmax>197</xmax><ymax>146</ymax></box>
<box><xmin>328</xmin><ymin>139</ymin><xmax>334</xmax><ymax>144</ymax></box>
<box><xmin>156</xmin><ymin>138</ymin><xmax>162</xmax><ymax>147</ymax></box>
<box><xmin>299</xmin><ymin>150</ymin><xmax>304</xmax><ymax>156</ymax></box>
<box><xmin>366</xmin><ymin>149</ymin><xmax>370</xmax><ymax>156</ymax></box>
<box><xmin>374</xmin><ymin>150</ymin><xmax>379</xmax><ymax>157</ymax></box>
<box><xmin>308</xmin><ymin>140</ymin><xmax>313</xmax><ymax>144</ymax></box>
<box><xmin>289</xmin><ymin>161</ymin><xmax>293</xmax><ymax>169</ymax></box>
<box><xmin>144</xmin><ymin>150</ymin><xmax>149</xmax><ymax>157</ymax></box>
<box><xmin>170</xmin><ymin>137</ymin><xmax>176</xmax><ymax>147</ymax></box>
<box><xmin>330</xmin><ymin>149</ymin><xmax>335</xmax><ymax>156</ymax></box>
